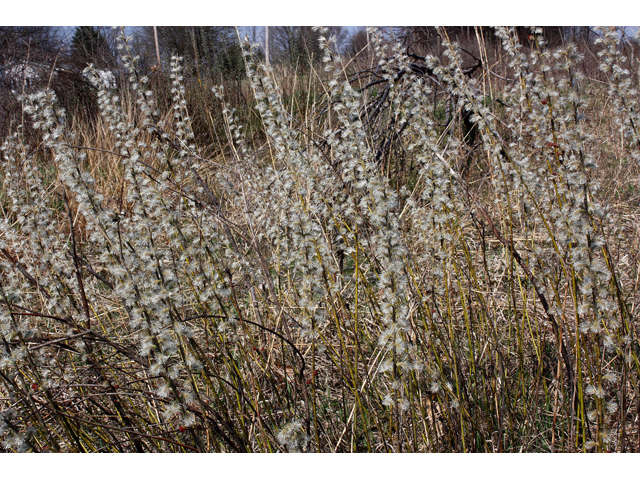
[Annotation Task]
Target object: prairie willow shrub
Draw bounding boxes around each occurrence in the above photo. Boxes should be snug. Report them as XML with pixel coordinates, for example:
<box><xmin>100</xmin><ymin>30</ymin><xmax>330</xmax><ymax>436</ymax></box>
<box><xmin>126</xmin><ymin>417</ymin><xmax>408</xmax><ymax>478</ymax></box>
<box><xmin>386</xmin><ymin>43</ymin><xmax>504</xmax><ymax>405</ymax></box>
<box><xmin>505</xmin><ymin>29</ymin><xmax>622</xmax><ymax>338</ymax></box>
<box><xmin>1</xmin><ymin>101</ymin><xmax>100</xmax><ymax>332</ymax></box>
<box><xmin>0</xmin><ymin>130</ymin><xmax>91</xmax><ymax>453</ymax></box>
<box><xmin>239</xmin><ymin>43</ymin><xmax>345</xmax><ymax>329</ymax></box>
<box><xmin>277</xmin><ymin>419</ymin><xmax>307</xmax><ymax>452</ymax></box>
<box><xmin>115</xmin><ymin>28</ymin><xmax>164</xmax><ymax>133</ymax></box>
<box><xmin>169</xmin><ymin>56</ymin><xmax>196</xmax><ymax>151</ymax></box>
<box><xmin>0</xmin><ymin>133</ymin><xmax>72</xmax><ymax>377</ymax></box>
<box><xmin>38</xmin><ymin>44</ymin><xmax>235</xmax><ymax>431</ymax></box>
<box><xmin>358</xmin><ymin>25</ymin><xmax>631</xmax><ymax>443</ymax></box>
<box><xmin>596</xmin><ymin>28</ymin><xmax>640</xmax><ymax>159</ymax></box>
<box><xmin>436</xmin><ymin>27</ymin><xmax>630</xmax><ymax>442</ymax></box>
<box><xmin>314</xmin><ymin>31</ymin><xmax>426</xmax><ymax>409</ymax></box>
<box><xmin>1</xmin><ymin>26</ymin><xmax>639</xmax><ymax>452</ymax></box>
<box><xmin>234</xmin><ymin>34</ymin><xmax>422</xmax><ymax>422</ymax></box>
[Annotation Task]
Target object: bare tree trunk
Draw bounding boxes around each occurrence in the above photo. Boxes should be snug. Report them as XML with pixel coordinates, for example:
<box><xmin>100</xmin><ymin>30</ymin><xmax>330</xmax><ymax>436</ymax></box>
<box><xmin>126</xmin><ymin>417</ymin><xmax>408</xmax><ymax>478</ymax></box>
<box><xmin>265</xmin><ymin>26</ymin><xmax>270</xmax><ymax>68</ymax></box>
<box><xmin>191</xmin><ymin>27</ymin><xmax>202</xmax><ymax>81</ymax></box>
<box><xmin>366</xmin><ymin>27</ymin><xmax>372</xmax><ymax>68</ymax></box>
<box><xmin>153</xmin><ymin>26</ymin><xmax>162</xmax><ymax>72</ymax></box>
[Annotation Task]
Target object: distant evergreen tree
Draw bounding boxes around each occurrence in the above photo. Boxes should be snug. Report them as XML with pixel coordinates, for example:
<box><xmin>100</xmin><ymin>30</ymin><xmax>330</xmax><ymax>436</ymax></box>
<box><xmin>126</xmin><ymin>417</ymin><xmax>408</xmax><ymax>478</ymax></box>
<box><xmin>270</xmin><ymin>27</ymin><xmax>348</xmax><ymax>68</ymax></box>
<box><xmin>71</xmin><ymin>26</ymin><xmax>114</xmax><ymax>69</ymax></box>
<box><xmin>136</xmin><ymin>27</ymin><xmax>243</xmax><ymax>79</ymax></box>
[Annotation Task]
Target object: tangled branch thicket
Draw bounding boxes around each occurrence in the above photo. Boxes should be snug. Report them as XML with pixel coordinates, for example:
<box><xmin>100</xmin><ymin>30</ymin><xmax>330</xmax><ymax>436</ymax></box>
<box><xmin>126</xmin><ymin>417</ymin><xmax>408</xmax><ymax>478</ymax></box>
<box><xmin>2</xmin><ymin>26</ymin><xmax>640</xmax><ymax>452</ymax></box>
